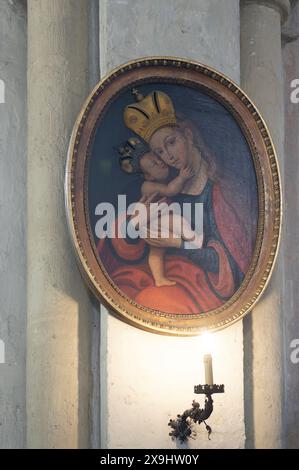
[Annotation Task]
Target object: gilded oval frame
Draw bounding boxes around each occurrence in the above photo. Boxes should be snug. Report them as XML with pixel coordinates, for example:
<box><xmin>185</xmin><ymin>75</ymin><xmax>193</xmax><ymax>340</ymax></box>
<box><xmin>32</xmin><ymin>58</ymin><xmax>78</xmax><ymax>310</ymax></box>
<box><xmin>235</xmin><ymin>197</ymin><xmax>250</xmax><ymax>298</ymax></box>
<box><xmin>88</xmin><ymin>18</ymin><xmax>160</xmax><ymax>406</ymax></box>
<box><xmin>65</xmin><ymin>57</ymin><xmax>281</xmax><ymax>336</ymax></box>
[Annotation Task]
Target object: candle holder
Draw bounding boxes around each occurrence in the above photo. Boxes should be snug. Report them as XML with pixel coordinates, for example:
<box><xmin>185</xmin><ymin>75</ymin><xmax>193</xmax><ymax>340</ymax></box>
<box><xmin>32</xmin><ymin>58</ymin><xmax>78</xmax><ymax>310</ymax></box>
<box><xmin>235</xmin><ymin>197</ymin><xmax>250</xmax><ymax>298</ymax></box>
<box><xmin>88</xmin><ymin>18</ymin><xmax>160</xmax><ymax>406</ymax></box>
<box><xmin>168</xmin><ymin>383</ymin><xmax>224</xmax><ymax>443</ymax></box>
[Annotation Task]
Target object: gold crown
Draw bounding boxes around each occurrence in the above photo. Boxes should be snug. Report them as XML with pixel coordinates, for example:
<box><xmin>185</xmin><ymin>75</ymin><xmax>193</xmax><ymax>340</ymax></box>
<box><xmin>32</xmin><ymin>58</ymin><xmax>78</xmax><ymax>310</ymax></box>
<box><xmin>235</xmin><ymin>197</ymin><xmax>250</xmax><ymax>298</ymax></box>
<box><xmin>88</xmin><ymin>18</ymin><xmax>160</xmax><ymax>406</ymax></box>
<box><xmin>124</xmin><ymin>89</ymin><xmax>176</xmax><ymax>142</ymax></box>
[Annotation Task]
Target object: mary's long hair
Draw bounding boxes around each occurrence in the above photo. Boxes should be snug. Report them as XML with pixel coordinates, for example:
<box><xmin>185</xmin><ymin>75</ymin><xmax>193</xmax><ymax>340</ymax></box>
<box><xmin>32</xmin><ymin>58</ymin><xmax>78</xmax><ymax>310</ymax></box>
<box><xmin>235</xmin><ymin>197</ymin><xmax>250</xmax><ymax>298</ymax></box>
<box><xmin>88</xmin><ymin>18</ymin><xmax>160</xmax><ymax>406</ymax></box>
<box><xmin>176</xmin><ymin>113</ymin><xmax>256</xmax><ymax>254</ymax></box>
<box><xmin>176</xmin><ymin>113</ymin><xmax>218</xmax><ymax>182</ymax></box>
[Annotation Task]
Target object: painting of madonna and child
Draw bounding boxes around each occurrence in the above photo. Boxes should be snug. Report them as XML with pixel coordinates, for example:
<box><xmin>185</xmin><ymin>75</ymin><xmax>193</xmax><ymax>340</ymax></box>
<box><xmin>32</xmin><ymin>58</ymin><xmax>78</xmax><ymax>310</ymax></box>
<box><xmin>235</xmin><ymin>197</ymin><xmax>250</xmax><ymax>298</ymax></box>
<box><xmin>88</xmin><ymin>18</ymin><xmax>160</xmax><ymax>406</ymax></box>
<box><xmin>88</xmin><ymin>83</ymin><xmax>258</xmax><ymax>315</ymax></box>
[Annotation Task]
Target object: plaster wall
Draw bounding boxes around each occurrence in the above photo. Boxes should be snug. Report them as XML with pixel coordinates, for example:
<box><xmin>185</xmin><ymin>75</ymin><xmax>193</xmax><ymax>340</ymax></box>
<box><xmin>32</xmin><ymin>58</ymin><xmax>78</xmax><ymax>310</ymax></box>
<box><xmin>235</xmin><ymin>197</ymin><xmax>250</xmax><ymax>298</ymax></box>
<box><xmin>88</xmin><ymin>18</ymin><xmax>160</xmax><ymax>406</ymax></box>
<box><xmin>0</xmin><ymin>0</ymin><xmax>27</xmax><ymax>449</ymax></box>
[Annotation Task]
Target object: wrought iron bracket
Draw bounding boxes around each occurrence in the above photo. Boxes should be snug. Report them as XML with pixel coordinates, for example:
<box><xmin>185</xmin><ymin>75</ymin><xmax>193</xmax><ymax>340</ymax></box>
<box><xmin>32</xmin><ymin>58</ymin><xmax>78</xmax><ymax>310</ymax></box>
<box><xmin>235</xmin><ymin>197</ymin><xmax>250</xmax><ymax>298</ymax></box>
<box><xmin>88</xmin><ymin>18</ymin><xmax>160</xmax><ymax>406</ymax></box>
<box><xmin>168</xmin><ymin>384</ymin><xmax>225</xmax><ymax>443</ymax></box>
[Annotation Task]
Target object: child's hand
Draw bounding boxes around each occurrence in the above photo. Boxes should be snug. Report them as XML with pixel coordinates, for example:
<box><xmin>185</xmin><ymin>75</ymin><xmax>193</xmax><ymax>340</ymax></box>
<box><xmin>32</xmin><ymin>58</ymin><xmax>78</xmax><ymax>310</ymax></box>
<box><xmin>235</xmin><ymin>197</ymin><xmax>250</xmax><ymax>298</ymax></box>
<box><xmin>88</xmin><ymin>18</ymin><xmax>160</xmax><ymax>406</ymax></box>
<box><xmin>179</xmin><ymin>163</ymin><xmax>195</xmax><ymax>180</ymax></box>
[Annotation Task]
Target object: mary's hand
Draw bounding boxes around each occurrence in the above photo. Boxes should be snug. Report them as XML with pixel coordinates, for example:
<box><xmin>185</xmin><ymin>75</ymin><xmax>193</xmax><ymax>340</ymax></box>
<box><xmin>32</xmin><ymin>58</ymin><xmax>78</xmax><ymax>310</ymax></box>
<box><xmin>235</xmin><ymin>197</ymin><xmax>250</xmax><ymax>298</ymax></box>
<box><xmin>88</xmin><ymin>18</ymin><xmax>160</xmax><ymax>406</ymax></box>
<box><xmin>144</xmin><ymin>228</ymin><xmax>182</xmax><ymax>249</ymax></box>
<box><xmin>139</xmin><ymin>200</ymin><xmax>183</xmax><ymax>249</ymax></box>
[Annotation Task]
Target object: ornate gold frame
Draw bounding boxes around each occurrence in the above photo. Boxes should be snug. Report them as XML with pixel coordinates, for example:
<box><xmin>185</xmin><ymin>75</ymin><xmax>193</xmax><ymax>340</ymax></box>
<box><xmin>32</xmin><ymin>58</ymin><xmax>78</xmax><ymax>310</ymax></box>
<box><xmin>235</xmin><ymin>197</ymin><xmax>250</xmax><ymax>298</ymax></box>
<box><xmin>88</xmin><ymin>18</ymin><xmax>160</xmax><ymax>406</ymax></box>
<box><xmin>65</xmin><ymin>57</ymin><xmax>281</xmax><ymax>336</ymax></box>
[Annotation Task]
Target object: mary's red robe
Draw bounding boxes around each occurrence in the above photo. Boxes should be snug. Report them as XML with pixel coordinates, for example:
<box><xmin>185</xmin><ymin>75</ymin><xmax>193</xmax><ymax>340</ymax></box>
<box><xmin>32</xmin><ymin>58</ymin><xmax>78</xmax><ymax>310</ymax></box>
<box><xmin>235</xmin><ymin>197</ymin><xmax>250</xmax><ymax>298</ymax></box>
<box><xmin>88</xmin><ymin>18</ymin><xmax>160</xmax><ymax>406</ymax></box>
<box><xmin>97</xmin><ymin>183</ymin><xmax>252</xmax><ymax>314</ymax></box>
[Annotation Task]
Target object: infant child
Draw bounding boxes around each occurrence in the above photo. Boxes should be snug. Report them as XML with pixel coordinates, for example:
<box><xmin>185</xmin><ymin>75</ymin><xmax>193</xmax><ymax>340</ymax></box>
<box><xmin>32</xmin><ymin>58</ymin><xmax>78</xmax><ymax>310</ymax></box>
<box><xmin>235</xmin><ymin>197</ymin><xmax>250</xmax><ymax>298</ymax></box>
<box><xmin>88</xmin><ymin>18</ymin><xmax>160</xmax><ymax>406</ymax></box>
<box><xmin>119</xmin><ymin>138</ymin><xmax>203</xmax><ymax>287</ymax></box>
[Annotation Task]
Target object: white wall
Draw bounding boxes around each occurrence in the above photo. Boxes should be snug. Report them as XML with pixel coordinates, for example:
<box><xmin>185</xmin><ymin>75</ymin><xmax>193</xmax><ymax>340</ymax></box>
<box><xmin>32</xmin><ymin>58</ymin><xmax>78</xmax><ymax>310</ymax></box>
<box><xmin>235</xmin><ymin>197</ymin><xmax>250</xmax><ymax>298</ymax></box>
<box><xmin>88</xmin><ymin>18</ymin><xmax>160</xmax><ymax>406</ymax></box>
<box><xmin>0</xmin><ymin>0</ymin><xmax>27</xmax><ymax>449</ymax></box>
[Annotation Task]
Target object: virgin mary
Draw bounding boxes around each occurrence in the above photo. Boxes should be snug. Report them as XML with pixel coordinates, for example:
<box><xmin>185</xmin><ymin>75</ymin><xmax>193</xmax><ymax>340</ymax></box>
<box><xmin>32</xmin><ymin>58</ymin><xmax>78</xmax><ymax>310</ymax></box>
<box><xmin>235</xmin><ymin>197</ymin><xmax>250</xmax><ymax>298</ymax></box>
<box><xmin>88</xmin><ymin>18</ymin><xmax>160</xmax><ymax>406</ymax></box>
<box><xmin>97</xmin><ymin>89</ymin><xmax>255</xmax><ymax>314</ymax></box>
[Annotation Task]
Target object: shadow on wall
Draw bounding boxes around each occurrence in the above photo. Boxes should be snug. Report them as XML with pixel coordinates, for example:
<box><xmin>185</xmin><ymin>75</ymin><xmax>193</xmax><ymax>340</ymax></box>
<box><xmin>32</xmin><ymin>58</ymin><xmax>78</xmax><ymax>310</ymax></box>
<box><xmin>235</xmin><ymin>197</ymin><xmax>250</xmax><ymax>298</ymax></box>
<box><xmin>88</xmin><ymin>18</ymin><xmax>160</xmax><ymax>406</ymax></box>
<box><xmin>243</xmin><ymin>314</ymin><xmax>254</xmax><ymax>449</ymax></box>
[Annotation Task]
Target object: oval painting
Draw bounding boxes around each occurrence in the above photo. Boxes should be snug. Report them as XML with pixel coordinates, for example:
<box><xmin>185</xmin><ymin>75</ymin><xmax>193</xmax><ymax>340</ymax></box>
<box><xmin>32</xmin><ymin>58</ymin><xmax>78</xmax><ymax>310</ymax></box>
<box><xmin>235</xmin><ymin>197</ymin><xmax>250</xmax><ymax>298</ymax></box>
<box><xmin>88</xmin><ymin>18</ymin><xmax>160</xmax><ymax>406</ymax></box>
<box><xmin>66</xmin><ymin>57</ymin><xmax>281</xmax><ymax>335</ymax></box>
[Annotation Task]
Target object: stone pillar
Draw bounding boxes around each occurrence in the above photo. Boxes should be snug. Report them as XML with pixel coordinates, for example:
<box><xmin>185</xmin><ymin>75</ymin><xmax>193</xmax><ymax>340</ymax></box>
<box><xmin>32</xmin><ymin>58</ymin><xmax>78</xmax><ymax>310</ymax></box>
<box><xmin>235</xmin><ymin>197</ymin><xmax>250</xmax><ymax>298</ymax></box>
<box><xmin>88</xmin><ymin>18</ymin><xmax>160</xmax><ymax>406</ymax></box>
<box><xmin>99</xmin><ymin>0</ymin><xmax>245</xmax><ymax>449</ymax></box>
<box><xmin>283</xmin><ymin>1</ymin><xmax>299</xmax><ymax>449</ymax></box>
<box><xmin>88</xmin><ymin>0</ymin><xmax>102</xmax><ymax>450</ymax></box>
<box><xmin>27</xmin><ymin>0</ymin><xmax>92</xmax><ymax>448</ymax></box>
<box><xmin>0</xmin><ymin>0</ymin><xmax>27</xmax><ymax>449</ymax></box>
<box><xmin>241</xmin><ymin>0</ymin><xmax>290</xmax><ymax>448</ymax></box>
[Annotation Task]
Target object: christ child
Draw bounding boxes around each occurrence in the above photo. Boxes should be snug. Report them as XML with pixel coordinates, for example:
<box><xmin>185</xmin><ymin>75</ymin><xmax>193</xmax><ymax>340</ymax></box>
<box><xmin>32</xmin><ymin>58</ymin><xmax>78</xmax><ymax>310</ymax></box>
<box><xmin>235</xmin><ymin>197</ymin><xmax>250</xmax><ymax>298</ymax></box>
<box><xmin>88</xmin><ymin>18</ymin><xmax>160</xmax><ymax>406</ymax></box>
<box><xmin>119</xmin><ymin>139</ymin><xmax>203</xmax><ymax>287</ymax></box>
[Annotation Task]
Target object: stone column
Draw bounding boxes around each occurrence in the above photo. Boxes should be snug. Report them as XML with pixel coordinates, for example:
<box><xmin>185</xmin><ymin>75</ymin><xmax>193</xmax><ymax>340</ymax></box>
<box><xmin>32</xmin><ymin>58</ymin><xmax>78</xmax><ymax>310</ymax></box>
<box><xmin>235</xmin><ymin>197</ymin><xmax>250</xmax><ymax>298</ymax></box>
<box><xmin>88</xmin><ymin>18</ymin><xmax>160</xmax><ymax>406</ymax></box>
<box><xmin>99</xmin><ymin>0</ymin><xmax>245</xmax><ymax>449</ymax></box>
<box><xmin>241</xmin><ymin>0</ymin><xmax>290</xmax><ymax>448</ymax></box>
<box><xmin>283</xmin><ymin>0</ymin><xmax>299</xmax><ymax>449</ymax></box>
<box><xmin>0</xmin><ymin>0</ymin><xmax>27</xmax><ymax>449</ymax></box>
<box><xmin>27</xmin><ymin>0</ymin><xmax>92</xmax><ymax>448</ymax></box>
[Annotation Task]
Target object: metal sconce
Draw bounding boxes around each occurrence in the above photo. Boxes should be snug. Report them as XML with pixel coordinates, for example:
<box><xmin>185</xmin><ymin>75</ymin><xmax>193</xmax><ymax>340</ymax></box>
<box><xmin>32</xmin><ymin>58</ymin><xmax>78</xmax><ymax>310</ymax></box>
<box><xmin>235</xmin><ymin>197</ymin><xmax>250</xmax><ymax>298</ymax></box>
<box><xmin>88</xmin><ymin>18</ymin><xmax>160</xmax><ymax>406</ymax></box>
<box><xmin>168</xmin><ymin>335</ymin><xmax>224</xmax><ymax>443</ymax></box>
<box><xmin>168</xmin><ymin>384</ymin><xmax>224</xmax><ymax>443</ymax></box>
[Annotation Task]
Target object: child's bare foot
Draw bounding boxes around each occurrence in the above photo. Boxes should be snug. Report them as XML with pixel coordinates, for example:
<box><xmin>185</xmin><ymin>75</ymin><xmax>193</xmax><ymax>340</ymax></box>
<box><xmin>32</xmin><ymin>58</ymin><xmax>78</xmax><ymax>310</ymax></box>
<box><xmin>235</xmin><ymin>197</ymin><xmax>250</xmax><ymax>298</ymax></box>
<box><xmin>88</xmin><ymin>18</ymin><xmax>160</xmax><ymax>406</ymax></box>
<box><xmin>155</xmin><ymin>277</ymin><xmax>176</xmax><ymax>287</ymax></box>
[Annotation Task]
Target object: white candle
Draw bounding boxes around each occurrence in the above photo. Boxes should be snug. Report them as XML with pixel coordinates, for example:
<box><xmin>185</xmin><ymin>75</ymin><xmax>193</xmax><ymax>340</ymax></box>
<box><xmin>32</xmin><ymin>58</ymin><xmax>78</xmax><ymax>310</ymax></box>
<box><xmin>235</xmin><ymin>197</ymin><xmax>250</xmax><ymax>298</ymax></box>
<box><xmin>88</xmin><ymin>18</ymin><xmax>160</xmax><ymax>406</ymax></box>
<box><xmin>204</xmin><ymin>353</ymin><xmax>213</xmax><ymax>385</ymax></box>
